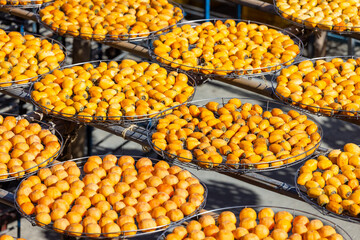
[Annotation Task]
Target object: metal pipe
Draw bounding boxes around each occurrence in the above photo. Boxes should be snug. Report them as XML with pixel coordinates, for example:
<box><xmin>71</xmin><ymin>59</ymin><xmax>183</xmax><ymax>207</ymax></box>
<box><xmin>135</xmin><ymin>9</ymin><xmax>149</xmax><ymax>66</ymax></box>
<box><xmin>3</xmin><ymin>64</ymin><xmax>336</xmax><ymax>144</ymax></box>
<box><xmin>204</xmin><ymin>0</ymin><xmax>211</xmax><ymax>19</ymax></box>
<box><xmin>0</xmin><ymin>7</ymin><xmax>37</xmax><ymax>21</ymax></box>
<box><xmin>0</xmin><ymin>189</ymin><xmax>14</xmax><ymax>207</ymax></box>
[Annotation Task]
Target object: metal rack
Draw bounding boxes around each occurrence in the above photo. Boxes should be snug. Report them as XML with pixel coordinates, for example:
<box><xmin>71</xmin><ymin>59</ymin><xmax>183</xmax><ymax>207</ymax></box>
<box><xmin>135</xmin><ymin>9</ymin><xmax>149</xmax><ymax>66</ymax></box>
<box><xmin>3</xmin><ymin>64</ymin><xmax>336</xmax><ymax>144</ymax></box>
<box><xmin>30</xmin><ymin>60</ymin><xmax>197</xmax><ymax>124</ymax></box>
<box><xmin>14</xmin><ymin>156</ymin><xmax>208</xmax><ymax>238</ymax></box>
<box><xmin>157</xmin><ymin>205</ymin><xmax>353</xmax><ymax>240</ymax></box>
<box><xmin>0</xmin><ymin>113</ymin><xmax>64</xmax><ymax>182</ymax></box>
<box><xmin>147</xmin><ymin>97</ymin><xmax>323</xmax><ymax>173</ymax></box>
<box><xmin>37</xmin><ymin>1</ymin><xmax>185</xmax><ymax>43</ymax></box>
<box><xmin>0</xmin><ymin>3</ymin><xmax>359</xmax><ymax>239</ymax></box>
<box><xmin>148</xmin><ymin>18</ymin><xmax>304</xmax><ymax>78</ymax></box>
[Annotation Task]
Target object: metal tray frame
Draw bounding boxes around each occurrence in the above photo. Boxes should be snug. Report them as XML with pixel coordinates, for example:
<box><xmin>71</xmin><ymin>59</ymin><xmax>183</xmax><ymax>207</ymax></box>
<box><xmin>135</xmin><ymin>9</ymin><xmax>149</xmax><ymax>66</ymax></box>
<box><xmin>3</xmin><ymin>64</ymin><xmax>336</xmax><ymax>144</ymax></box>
<box><xmin>36</xmin><ymin>1</ymin><xmax>184</xmax><ymax>43</ymax></box>
<box><xmin>274</xmin><ymin>0</ymin><xmax>360</xmax><ymax>34</ymax></box>
<box><xmin>0</xmin><ymin>112</ymin><xmax>64</xmax><ymax>182</ymax></box>
<box><xmin>0</xmin><ymin>31</ymin><xmax>67</xmax><ymax>90</ymax></box>
<box><xmin>15</xmin><ymin>155</ymin><xmax>208</xmax><ymax>238</ymax></box>
<box><xmin>147</xmin><ymin>97</ymin><xmax>323</xmax><ymax>173</ymax></box>
<box><xmin>30</xmin><ymin>60</ymin><xmax>197</xmax><ymax>125</ymax></box>
<box><xmin>148</xmin><ymin>18</ymin><xmax>304</xmax><ymax>79</ymax></box>
<box><xmin>295</xmin><ymin>148</ymin><xmax>360</xmax><ymax>223</ymax></box>
<box><xmin>271</xmin><ymin>56</ymin><xmax>360</xmax><ymax>119</ymax></box>
<box><xmin>157</xmin><ymin>205</ymin><xmax>353</xmax><ymax>240</ymax></box>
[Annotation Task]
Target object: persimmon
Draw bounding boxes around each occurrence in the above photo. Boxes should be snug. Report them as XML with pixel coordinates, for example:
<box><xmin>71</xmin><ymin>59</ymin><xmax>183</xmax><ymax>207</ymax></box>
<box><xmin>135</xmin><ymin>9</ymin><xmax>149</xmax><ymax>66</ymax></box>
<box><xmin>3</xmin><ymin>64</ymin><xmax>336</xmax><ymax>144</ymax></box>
<box><xmin>0</xmin><ymin>32</ymin><xmax>64</xmax><ymax>87</ymax></box>
<box><xmin>153</xmin><ymin>20</ymin><xmax>299</xmax><ymax>75</ymax></box>
<box><xmin>102</xmin><ymin>222</ymin><xmax>121</xmax><ymax>237</ymax></box>
<box><xmin>17</xmin><ymin>155</ymin><xmax>205</xmax><ymax>236</ymax></box>
<box><xmin>84</xmin><ymin>223</ymin><xmax>101</xmax><ymax>237</ymax></box>
<box><xmin>152</xmin><ymin>98</ymin><xmax>320</xmax><ymax>170</ymax></box>
<box><xmin>0</xmin><ymin>236</ymin><xmax>15</xmax><ymax>240</ymax></box>
<box><xmin>297</xmin><ymin>142</ymin><xmax>360</xmax><ymax>218</ymax></box>
<box><xmin>66</xmin><ymin>223</ymin><xmax>84</xmax><ymax>236</ymax></box>
<box><xmin>122</xmin><ymin>222</ymin><xmax>138</xmax><ymax>236</ymax></box>
<box><xmin>40</xmin><ymin>0</ymin><xmax>183</xmax><ymax>41</ymax></box>
<box><xmin>32</xmin><ymin>60</ymin><xmax>193</xmax><ymax>123</ymax></box>
<box><xmin>53</xmin><ymin>218</ymin><xmax>70</xmax><ymax>233</ymax></box>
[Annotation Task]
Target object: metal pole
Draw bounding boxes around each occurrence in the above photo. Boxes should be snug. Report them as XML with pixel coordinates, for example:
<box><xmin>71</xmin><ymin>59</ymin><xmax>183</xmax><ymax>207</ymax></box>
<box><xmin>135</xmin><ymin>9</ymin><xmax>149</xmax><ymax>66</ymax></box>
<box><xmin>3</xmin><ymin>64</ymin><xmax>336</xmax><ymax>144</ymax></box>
<box><xmin>237</xmin><ymin>4</ymin><xmax>242</xmax><ymax>18</ymax></box>
<box><xmin>204</xmin><ymin>0</ymin><xmax>210</xmax><ymax>19</ymax></box>
<box><xmin>348</xmin><ymin>37</ymin><xmax>355</xmax><ymax>56</ymax></box>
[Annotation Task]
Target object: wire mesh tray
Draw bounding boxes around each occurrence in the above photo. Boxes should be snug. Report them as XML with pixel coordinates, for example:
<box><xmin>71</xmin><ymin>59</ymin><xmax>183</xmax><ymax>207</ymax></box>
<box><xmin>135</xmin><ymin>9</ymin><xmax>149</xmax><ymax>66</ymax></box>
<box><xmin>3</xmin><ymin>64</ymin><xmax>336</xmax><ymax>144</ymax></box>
<box><xmin>30</xmin><ymin>60</ymin><xmax>196</xmax><ymax>125</ymax></box>
<box><xmin>274</xmin><ymin>0</ymin><xmax>360</xmax><ymax>34</ymax></box>
<box><xmin>0</xmin><ymin>0</ymin><xmax>49</xmax><ymax>8</ymax></box>
<box><xmin>157</xmin><ymin>205</ymin><xmax>353</xmax><ymax>240</ymax></box>
<box><xmin>0</xmin><ymin>113</ymin><xmax>63</xmax><ymax>182</ymax></box>
<box><xmin>15</xmin><ymin>155</ymin><xmax>208</xmax><ymax>239</ymax></box>
<box><xmin>148</xmin><ymin>18</ymin><xmax>304</xmax><ymax>79</ymax></box>
<box><xmin>37</xmin><ymin>1</ymin><xmax>184</xmax><ymax>43</ymax></box>
<box><xmin>0</xmin><ymin>31</ymin><xmax>67</xmax><ymax>90</ymax></box>
<box><xmin>295</xmin><ymin>147</ymin><xmax>360</xmax><ymax>223</ymax></box>
<box><xmin>272</xmin><ymin>56</ymin><xmax>360</xmax><ymax>119</ymax></box>
<box><xmin>0</xmin><ymin>235</ymin><xmax>22</xmax><ymax>240</ymax></box>
<box><xmin>147</xmin><ymin>97</ymin><xmax>322</xmax><ymax>173</ymax></box>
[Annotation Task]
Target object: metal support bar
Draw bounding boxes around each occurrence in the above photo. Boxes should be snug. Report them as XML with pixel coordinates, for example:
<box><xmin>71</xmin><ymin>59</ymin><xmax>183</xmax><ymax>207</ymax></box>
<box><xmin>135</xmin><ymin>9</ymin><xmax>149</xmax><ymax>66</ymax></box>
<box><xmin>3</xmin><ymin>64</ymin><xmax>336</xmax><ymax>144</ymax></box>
<box><xmin>204</xmin><ymin>0</ymin><xmax>211</xmax><ymax>19</ymax></box>
<box><xmin>348</xmin><ymin>37</ymin><xmax>355</xmax><ymax>56</ymax></box>
<box><xmin>0</xmin><ymin>189</ymin><xmax>14</xmax><ymax>207</ymax></box>
<box><xmin>86</xmin><ymin>126</ymin><xmax>93</xmax><ymax>156</ymax></box>
<box><xmin>237</xmin><ymin>4</ymin><xmax>242</xmax><ymax>19</ymax></box>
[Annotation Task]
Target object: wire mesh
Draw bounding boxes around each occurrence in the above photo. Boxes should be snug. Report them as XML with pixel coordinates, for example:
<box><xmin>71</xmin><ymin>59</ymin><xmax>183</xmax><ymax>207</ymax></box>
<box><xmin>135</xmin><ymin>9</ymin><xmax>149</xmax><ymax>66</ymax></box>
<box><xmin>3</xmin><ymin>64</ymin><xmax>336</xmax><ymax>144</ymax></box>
<box><xmin>0</xmin><ymin>31</ymin><xmax>67</xmax><ymax>90</ymax></box>
<box><xmin>30</xmin><ymin>60</ymin><xmax>196</xmax><ymax>125</ymax></box>
<box><xmin>0</xmin><ymin>112</ymin><xmax>64</xmax><ymax>182</ymax></box>
<box><xmin>157</xmin><ymin>205</ymin><xmax>353</xmax><ymax>240</ymax></box>
<box><xmin>274</xmin><ymin>0</ymin><xmax>360</xmax><ymax>34</ymax></box>
<box><xmin>295</xmin><ymin>148</ymin><xmax>360</xmax><ymax>223</ymax></box>
<box><xmin>147</xmin><ymin>97</ymin><xmax>323</xmax><ymax>173</ymax></box>
<box><xmin>14</xmin><ymin>155</ymin><xmax>208</xmax><ymax>238</ymax></box>
<box><xmin>148</xmin><ymin>18</ymin><xmax>304</xmax><ymax>79</ymax></box>
<box><xmin>36</xmin><ymin>1</ymin><xmax>184</xmax><ymax>43</ymax></box>
<box><xmin>271</xmin><ymin>56</ymin><xmax>360</xmax><ymax>119</ymax></box>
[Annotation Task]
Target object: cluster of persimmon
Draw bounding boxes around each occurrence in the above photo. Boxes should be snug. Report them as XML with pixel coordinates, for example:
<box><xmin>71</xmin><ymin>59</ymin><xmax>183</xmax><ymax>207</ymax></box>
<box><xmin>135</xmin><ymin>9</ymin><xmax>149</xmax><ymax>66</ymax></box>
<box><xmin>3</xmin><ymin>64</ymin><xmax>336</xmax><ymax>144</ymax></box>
<box><xmin>276</xmin><ymin>0</ymin><xmax>360</xmax><ymax>32</ymax></box>
<box><xmin>39</xmin><ymin>0</ymin><xmax>183</xmax><ymax>41</ymax></box>
<box><xmin>0</xmin><ymin>30</ymin><xmax>65</xmax><ymax>88</ymax></box>
<box><xmin>0</xmin><ymin>236</ymin><xmax>25</xmax><ymax>240</ymax></box>
<box><xmin>0</xmin><ymin>115</ymin><xmax>61</xmax><ymax>180</ymax></box>
<box><xmin>0</xmin><ymin>0</ymin><xmax>51</xmax><ymax>6</ymax></box>
<box><xmin>164</xmin><ymin>207</ymin><xmax>345</xmax><ymax>240</ymax></box>
<box><xmin>275</xmin><ymin>58</ymin><xmax>360</xmax><ymax>117</ymax></box>
<box><xmin>297</xmin><ymin>143</ymin><xmax>360</xmax><ymax>218</ymax></box>
<box><xmin>16</xmin><ymin>155</ymin><xmax>206</xmax><ymax>237</ymax></box>
<box><xmin>151</xmin><ymin>98</ymin><xmax>321</xmax><ymax>170</ymax></box>
<box><xmin>152</xmin><ymin>20</ymin><xmax>300</xmax><ymax>75</ymax></box>
<box><xmin>31</xmin><ymin>60</ymin><xmax>194</xmax><ymax>122</ymax></box>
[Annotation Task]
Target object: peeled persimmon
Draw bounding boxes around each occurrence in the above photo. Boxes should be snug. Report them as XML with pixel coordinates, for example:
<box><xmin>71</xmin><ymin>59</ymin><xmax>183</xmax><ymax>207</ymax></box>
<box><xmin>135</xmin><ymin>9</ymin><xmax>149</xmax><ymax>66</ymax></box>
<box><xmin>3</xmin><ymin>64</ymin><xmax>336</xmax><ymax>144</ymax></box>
<box><xmin>16</xmin><ymin>155</ymin><xmax>205</xmax><ymax>237</ymax></box>
<box><xmin>32</xmin><ymin>60</ymin><xmax>194</xmax><ymax>123</ymax></box>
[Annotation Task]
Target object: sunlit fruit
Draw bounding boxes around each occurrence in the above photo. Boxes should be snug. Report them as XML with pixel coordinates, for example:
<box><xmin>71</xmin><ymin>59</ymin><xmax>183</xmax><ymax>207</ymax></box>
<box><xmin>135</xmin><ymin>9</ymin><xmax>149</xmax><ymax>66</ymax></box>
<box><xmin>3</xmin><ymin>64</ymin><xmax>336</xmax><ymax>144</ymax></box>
<box><xmin>151</xmin><ymin>98</ymin><xmax>321</xmax><ymax>170</ymax></box>
<box><xmin>16</xmin><ymin>155</ymin><xmax>205</xmax><ymax>237</ymax></box>
<box><xmin>0</xmin><ymin>115</ymin><xmax>61</xmax><ymax>179</ymax></box>
<box><xmin>39</xmin><ymin>0</ymin><xmax>183</xmax><ymax>41</ymax></box>
<box><xmin>0</xmin><ymin>30</ymin><xmax>65</xmax><ymax>88</ymax></box>
<box><xmin>31</xmin><ymin>60</ymin><xmax>194</xmax><ymax>123</ymax></box>
<box><xmin>151</xmin><ymin>20</ymin><xmax>300</xmax><ymax>75</ymax></box>
<box><xmin>297</xmin><ymin>142</ymin><xmax>360</xmax><ymax>219</ymax></box>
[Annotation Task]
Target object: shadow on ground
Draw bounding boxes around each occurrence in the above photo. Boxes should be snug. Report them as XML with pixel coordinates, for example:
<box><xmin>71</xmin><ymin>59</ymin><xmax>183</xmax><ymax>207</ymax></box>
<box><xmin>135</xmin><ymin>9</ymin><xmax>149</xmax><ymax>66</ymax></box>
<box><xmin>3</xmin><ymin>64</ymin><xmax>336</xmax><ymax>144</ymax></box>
<box><xmin>201</xmin><ymin>178</ymin><xmax>260</xmax><ymax>209</ymax></box>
